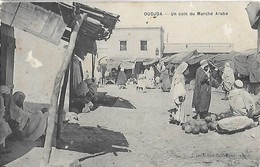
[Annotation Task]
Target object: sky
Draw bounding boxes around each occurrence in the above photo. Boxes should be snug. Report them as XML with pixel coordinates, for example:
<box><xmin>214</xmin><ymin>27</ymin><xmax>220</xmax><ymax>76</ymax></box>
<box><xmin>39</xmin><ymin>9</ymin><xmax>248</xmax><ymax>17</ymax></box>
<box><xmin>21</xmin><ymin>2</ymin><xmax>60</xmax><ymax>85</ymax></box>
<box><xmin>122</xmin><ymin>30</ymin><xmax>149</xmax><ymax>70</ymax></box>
<box><xmin>83</xmin><ymin>1</ymin><xmax>257</xmax><ymax>51</ymax></box>
<box><xmin>12</xmin><ymin>1</ymin><xmax>257</xmax><ymax>102</ymax></box>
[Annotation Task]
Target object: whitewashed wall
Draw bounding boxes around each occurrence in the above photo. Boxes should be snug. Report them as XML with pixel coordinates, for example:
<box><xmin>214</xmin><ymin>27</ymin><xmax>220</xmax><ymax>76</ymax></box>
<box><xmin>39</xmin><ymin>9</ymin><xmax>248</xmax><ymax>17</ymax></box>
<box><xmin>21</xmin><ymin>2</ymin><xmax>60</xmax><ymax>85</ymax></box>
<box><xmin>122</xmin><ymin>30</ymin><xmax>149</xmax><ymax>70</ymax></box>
<box><xmin>96</xmin><ymin>27</ymin><xmax>164</xmax><ymax>59</ymax></box>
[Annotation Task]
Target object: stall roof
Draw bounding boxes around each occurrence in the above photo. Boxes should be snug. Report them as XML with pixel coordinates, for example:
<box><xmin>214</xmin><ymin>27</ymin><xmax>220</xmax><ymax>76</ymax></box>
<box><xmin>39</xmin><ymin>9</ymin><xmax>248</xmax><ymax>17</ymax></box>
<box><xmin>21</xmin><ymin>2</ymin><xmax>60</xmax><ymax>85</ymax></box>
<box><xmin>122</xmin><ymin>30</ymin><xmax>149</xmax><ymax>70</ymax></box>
<box><xmin>161</xmin><ymin>50</ymin><xmax>198</xmax><ymax>64</ymax></box>
<box><xmin>143</xmin><ymin>57</ymin><xmax>160</xmax><ymax>66</ymax></box>
<box><xmin>98</xmin><ymin>56</ymin><xmax>135</xmax><ymax>70</ymax></box>
<box><xmin>1</xmin><ymin>2</ymin><xmax>120</xmax><ymax>45</ymax></box>
<box><xmin>233</xmin><ymin>49</ymin><xmax>260</xmax><ymax>82</ymax></box>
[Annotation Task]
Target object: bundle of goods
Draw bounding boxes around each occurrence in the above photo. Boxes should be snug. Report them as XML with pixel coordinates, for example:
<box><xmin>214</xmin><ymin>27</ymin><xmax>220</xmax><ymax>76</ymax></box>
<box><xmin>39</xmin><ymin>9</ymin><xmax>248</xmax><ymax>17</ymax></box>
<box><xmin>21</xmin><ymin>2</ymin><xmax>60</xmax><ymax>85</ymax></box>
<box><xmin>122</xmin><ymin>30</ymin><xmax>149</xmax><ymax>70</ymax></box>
<box><xmin>214</xmin><ymin>111</ymin><xmax>257</xmax><ymax>134</ymax></box>
<box><xmin>217</xmin><ymin>116</ymin><xmax>256</xmax><ymax>134</ymax></box>
<box><xmin>182</xmin><ymin>112</ymin><xmax>257</xmax><ymax>135</ymax></box>
<box><xmin>182</xmin><ymin>113</ymin><xmax>218</xmax><ymax>134</ymax></box>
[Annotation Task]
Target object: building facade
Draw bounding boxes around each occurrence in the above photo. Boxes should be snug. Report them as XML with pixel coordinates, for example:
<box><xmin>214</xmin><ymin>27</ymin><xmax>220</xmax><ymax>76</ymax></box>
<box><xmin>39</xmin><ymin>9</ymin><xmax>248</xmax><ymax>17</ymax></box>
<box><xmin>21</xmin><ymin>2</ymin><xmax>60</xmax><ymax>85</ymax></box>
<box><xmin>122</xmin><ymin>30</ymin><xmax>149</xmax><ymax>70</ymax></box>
<box><xmin>164</xmin><ymin>43</ymin><xmax>234</xmax><ymax>55</ymax></box>
<box><xmin>96</xmin><ymin>26</ymin><xmax>164</xmax><ymax>60</ymax></box>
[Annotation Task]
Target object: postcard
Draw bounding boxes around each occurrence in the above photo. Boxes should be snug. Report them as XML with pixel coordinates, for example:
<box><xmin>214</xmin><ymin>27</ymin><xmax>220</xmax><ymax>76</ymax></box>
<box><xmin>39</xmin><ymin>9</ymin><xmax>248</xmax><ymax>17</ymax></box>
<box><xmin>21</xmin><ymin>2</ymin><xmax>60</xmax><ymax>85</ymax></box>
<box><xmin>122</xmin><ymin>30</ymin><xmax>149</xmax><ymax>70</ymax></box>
<box><xmin>1</xmin><ymin>1</ymin><xmax>260</xmax><ymax>167</ymax></box>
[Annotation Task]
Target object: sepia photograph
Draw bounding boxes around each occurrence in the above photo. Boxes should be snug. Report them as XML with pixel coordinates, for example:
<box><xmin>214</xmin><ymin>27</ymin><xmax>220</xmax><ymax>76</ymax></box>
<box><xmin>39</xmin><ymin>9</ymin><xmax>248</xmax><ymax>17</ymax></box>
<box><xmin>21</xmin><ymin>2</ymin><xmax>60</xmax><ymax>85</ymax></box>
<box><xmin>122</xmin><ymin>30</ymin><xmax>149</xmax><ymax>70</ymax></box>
<box><xmin>0</xmin><ymin>1</ymin><xmax>260</xmax><ymax>167</ymax></box>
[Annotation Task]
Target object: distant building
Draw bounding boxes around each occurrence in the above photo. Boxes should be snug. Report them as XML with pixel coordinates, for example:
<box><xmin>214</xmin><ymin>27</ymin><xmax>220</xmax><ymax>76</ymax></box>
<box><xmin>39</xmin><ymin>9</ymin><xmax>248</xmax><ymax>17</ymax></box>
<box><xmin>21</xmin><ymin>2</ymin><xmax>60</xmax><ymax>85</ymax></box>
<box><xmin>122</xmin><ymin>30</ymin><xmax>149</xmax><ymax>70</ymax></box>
<box><xmin>163</xmin><ymin>43</ymin><xmax>234</xmax><ymax>56</ymax></box>
<box><xmin>96</xmin><ymin>26</ymin><xmax>165</xmax><ymax>60</ymax></box>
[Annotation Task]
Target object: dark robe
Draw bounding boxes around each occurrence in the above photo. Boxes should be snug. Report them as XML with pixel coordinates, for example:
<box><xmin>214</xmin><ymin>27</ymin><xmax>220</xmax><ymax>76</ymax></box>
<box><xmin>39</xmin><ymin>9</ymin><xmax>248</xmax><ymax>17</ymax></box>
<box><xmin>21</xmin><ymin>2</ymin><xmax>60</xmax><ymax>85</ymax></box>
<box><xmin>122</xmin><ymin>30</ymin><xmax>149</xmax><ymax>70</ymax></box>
<box><xmin>117</xmin><ymin>71</ymin><xmax>127</xmax><ymax>86</ymax></box>
<box><xmin>192</xmin><ymin>67</ymin><xmax>219</xmax><ymax>113</ymax></box>
<box><xmin>166</xmin><ymin>63</ymin><xmax>175</xmax><ymax>83</ymax></box>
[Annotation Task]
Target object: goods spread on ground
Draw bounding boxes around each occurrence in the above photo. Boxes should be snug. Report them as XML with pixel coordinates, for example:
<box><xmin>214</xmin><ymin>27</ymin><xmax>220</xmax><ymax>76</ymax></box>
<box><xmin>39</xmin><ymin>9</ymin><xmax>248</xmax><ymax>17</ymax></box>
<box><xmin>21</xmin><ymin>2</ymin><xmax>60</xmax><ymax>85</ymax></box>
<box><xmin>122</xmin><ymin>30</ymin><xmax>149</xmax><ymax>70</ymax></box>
<box><xmin>172</xmin><ymin>113</ymin><xmax>258</xmax><ymax>135</ymax></box>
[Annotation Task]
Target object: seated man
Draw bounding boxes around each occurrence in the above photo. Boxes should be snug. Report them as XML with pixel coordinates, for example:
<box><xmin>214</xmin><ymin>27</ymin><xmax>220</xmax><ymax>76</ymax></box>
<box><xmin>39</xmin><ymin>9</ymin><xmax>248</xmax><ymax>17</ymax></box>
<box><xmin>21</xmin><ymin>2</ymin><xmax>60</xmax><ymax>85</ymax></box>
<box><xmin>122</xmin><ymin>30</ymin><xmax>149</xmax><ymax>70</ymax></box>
<box><xmin>9</xmin><ymin>91</ymin><xmax>48</xmax><ymax>141</ymax></box>
<box><xmin>0</xmin><ymin>85</ymin><xmax>12</xmax><ymax>153</ymax></box>
<box><xmin>229</xmin><ymin>80</ymin><xmax>259</xmax><ymax>119</ymax></box>
<box><xmin>70</xmin><ymin>78</ymin><xmax>97</xmax><ymax>113</ymax></box>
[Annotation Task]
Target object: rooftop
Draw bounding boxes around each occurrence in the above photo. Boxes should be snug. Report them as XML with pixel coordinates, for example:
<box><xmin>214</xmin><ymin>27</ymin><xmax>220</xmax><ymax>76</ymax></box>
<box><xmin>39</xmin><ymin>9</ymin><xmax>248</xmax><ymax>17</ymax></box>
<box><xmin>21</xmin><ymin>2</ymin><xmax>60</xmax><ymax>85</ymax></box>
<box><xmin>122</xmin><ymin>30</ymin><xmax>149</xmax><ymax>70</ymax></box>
<box><xmin>115</xmin><ymin>26</ymin><xmax>164</xmax><ymax>32</ymax></box>
<box><xmin>164</xmin><ymin>43</ymin><xmax>233</xmax><ymax>54</ymax></box>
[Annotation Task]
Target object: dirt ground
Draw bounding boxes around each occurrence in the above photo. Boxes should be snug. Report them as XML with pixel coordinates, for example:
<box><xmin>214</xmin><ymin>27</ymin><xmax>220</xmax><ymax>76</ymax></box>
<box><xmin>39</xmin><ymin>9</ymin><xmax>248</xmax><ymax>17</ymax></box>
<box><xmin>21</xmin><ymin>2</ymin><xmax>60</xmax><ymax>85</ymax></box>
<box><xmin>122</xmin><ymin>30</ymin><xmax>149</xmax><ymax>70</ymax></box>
<box><xmin>1</xmin><ymin>84</ymin><xmax>260</xmax><ymax>167</ymax></box>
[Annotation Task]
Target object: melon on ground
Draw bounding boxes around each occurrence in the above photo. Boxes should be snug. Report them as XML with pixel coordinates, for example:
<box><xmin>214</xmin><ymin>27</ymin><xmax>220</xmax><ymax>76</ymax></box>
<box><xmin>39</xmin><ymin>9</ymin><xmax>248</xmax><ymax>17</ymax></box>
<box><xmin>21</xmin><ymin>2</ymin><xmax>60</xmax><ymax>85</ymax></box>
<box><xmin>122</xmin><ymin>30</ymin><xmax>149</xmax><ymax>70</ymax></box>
<box><xmin>210</xmin><ymin>114</ymin><xmax>217</xmax><ymax>122</ymax></box>
<box><xmin>193</xmin><ymin>120</ymin><xmax>200</xmax><ymax>126</ymax></box>
<box><xmin>205</xmin><ymin>116</ymin><xmax>212</xmax><ymax>123</ymax></box>
<box><xmin>208</xmin><ymin>121</ymin><xmax>217</xmax><ymax>130</ymax></box>
<box><xmin>185</xmin><ymin>125</ymin><xmax>192</xmax><ymax>134</ymax></box>
<box><xmin>200</xmin><ymin>125</ymin><xmax>208</xmax><ymax>133</ymax></box>
<box><xmin>182</xmin><ymin>122</ymin><xmax>189</xmax><ymax>130</ymax></box>
<box><xmin>192</xmin><ymin>126</ymin><xmax>200</xmax><ymax>134</ymax></box>
<box><xmin>199</xmin><ymin>119</ymin><xmax>207</xmax><ymax>126</ymax></box>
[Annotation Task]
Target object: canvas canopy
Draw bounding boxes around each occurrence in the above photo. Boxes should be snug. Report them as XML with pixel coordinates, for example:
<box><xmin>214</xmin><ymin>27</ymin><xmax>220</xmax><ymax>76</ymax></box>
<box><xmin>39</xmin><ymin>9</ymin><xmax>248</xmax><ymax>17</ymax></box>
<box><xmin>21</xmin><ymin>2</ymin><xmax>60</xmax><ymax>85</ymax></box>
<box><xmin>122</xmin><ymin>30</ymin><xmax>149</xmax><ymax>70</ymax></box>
<box><xmin>135</xmin><ymin>58</ymin><xmax>153</xmax><ymax>63</ymax></box>
<box><xmin>187</xmin><ymin>51</ymin><xmax>239</xmax><ymax>70</ymax></box>
<box><xmin>98</xmin><ymin>56</ymin><xmax>135</xmax><ymax>70</ymax></box>
<box><xmin>161</xmin><ymin>50</ymin><xmax>198</xmax><ymax>64</ymax></box>
<box><xmin>233</xmin><ymin>49</ymin><xmax>260</xmax><ymax>83</ymax></box>
<box><xmin>187</xmin><ymin>49</ymin><xmax>260</xmax><ymax>83</ymax></box>
<box><xmin>143</xmin><ymin>57</ymin><xmax>160</xmax><ymax>66</ymax></box>
<box><xmin>186</xmin><ymin>53</ymin><xmax>215</xmax><ymax>65</ymax></box>
<box><xmin>209</xmin><ymin>52</ymin><xmax>240</xmax><ymax>71</ymax></box>
<box><xmin>120</xmin><ymin>61</ymin><xmax>135</xmax><ymax>70</ymax></box>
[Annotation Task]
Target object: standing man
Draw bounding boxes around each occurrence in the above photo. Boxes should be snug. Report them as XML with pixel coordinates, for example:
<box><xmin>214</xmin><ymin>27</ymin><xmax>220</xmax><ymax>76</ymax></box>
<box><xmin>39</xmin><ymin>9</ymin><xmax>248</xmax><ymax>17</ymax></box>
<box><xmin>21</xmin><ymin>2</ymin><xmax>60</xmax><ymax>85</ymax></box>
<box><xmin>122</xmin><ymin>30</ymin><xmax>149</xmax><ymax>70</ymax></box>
<box><xmin>192</xmin><ymin>60</ymin><xmax>220</xmax><ymax>119</ymax></box>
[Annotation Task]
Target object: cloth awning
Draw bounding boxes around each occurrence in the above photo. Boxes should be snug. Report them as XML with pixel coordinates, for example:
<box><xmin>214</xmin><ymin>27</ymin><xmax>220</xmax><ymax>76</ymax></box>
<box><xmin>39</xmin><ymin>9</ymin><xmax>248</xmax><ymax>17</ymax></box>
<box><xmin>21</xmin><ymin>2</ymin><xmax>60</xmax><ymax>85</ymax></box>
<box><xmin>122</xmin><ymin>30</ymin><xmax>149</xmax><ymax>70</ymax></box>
<box><xmin>98</xmin><ymin>56</ymin><xmax>135</xmax><ymax>70</ymax></box>
<box><xmin>120</xmin><ymin>61</ymin><xmax>135</xmax><ymax>69</ymax></box>
<box><xmin>143</xmin><ymin>57</ymin><xmax>159</xmax><ymax>66</ymax></box>
<box><xmin>161</xmin><ymin>50</ymin><xmax>198</xmax><ymax>64</ymax></box>
<box><xmin>233</xmin><ymin>49</ymin><xmax>260</xmax><ymax>83</ymax></box>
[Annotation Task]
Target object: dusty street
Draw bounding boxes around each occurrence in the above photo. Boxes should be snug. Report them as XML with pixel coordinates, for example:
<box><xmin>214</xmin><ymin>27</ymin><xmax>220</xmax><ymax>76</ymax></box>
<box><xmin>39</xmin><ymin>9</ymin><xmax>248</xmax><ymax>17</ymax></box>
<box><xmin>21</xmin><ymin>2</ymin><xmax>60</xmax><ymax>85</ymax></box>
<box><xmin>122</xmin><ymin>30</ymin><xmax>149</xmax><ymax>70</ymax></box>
<box><xmin>2</xmin><ymin>84</ymin><xmax>260</xmax><ymax>167</ymax></box>
<box><xmin>74</xmin><ymin>85</ymin><xmax>260</xmax><ymax>167</ymax></box>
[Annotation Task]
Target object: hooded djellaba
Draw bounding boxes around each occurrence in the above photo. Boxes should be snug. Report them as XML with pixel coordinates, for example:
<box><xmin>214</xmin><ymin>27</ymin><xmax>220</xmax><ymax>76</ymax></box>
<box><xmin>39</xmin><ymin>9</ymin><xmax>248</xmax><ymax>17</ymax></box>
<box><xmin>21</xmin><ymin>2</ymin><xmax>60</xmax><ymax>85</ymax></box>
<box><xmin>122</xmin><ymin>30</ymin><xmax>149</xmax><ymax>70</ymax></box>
<box><xmin>169</xmin><ymin>62</ymin><xmax>189</xmax><ymax>125</ymax></box>
<box><xmin>9</xmin><ymin>91</ymin><xmax>49</xmax><ymax>141</ymax></box>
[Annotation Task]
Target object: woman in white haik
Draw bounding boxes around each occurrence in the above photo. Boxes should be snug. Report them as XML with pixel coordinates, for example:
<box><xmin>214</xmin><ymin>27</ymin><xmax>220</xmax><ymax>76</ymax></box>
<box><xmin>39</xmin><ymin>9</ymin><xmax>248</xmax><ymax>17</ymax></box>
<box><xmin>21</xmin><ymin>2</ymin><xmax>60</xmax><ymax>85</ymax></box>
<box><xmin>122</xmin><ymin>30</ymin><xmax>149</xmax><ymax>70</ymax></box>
<box><xmin>170</xmin><ymin>62</ymin><xmax>189</xmax><ymax>125</ymax></box>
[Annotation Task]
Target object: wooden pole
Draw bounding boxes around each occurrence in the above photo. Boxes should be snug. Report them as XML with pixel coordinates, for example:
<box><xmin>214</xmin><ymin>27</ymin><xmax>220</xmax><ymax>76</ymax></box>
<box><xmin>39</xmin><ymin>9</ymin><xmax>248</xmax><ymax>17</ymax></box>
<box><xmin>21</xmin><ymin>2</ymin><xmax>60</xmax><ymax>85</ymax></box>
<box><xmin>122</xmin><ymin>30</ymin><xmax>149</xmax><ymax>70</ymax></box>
<box><xmin>257</xmin><ymin>21</ymin><xmax>260</xmax><ymax>56</ymax></box>
<box><xmin>56</xmin><ymin>65</ymin><xmax>70</xmax><ymax>140</ymax></box>
<box><xmin>40</xmin><ymin>13</ymin><xmax>87</xmax><ymax>167</ymax></box>
<box><xmin>69</xmin><ymin>55</ymin><xmax>74</xmax><ymax>113</ymax></box>
<box><xmin>92</xmin><ymin>54</ymin><xmax>95</xmax><ymax>78</ymax></box>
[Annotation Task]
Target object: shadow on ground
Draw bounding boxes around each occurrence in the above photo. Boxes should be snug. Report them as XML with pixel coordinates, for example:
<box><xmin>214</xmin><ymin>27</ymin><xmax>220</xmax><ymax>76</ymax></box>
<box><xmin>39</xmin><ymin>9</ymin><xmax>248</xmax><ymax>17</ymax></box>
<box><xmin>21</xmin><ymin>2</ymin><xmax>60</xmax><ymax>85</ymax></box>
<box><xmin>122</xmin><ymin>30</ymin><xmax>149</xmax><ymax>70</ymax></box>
<box><xmin>57</xmin><ymin>123</ymin><xmax>130</xmax><ymax>160</ymax></box>
<box><xmin>0</xmin><ymin>137</ymin><xmax>44</xmax><ymax>166</ymax></box>
<box><xmin>93</xmin><ymin>94</ymin><xmax>136</xmax><ymax>110</ymax></box>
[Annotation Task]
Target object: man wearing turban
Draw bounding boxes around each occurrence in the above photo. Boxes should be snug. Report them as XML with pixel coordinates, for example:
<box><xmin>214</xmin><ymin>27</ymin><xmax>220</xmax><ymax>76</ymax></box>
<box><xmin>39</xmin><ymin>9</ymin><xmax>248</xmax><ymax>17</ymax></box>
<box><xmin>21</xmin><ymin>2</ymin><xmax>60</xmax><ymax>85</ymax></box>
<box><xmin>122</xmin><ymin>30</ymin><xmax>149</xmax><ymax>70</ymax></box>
<box><xmin>192</xmin><ymin>60</ymin><xmax>220</xmax><ymax>119</ymax></box>
<box><xmin>0</xmin><ymin>85</ymin><xmax>12</xmax><ymax>153</ymax></box>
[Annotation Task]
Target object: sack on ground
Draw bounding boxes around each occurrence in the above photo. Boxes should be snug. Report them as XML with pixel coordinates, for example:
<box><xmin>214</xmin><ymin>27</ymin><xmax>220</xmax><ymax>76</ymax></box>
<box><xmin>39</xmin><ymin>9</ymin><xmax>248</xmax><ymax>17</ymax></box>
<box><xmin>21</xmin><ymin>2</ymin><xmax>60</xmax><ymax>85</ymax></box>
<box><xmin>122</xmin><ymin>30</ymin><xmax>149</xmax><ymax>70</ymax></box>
<box><xmin>217</xmin><ymin>116</ymin><xmax>254</xmax><ymax>133</ymax></box>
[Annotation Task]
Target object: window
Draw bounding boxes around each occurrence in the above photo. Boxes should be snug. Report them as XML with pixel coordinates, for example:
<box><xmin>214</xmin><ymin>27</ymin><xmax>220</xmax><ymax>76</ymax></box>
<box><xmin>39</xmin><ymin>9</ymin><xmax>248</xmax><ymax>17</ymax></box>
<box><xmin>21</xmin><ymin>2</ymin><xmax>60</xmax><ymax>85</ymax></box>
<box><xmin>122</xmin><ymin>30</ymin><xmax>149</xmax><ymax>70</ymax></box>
<box><xmin>140</xmin><ymin>40</ymin><xmax>147</xmax><ymax>51</ymax></box>
<box><xmin>120</xmin><ymin>41</ymin><xmax>127</xmax><ymax>51</ymax></box>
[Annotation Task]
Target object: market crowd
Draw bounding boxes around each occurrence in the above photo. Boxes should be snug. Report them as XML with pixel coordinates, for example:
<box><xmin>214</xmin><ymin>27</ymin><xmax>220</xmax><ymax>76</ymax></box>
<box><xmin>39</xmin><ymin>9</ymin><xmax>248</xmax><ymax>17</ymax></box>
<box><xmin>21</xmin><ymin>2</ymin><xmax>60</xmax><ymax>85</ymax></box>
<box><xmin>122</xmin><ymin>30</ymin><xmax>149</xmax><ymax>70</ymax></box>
<box><xmin>166</xmin><ymin>59</ymin><xmax>260</xmax><ymax>133</ymax></box>
<box><xmin>1</xmin><ymin>59</ymin><xmax>260</xmax><ymax>153</ymax></box>
<box><xmin>98</xmin><ymin>59</ymin><xmax>260</xmax><ymax>130</ymax></box>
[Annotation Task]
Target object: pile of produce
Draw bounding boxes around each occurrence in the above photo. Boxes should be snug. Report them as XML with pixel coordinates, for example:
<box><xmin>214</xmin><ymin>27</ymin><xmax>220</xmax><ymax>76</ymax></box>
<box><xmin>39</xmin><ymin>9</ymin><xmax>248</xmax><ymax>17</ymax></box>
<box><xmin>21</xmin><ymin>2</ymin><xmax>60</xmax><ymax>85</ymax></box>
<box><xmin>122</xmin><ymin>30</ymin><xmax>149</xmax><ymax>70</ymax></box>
<box><xmin>182</xmin><ymin>113</ymin><xmax>218</xmax><ymax>134</ymax></box>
